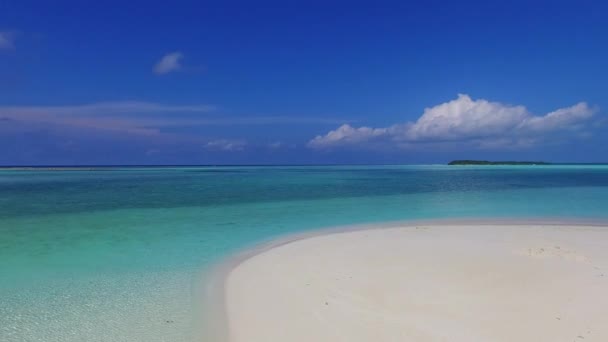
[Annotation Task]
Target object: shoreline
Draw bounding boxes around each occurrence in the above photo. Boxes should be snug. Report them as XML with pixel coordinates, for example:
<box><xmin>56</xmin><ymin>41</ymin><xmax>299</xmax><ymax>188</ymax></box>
<box><xmin>202</xmin><ymin>217</ymin><xmax>608</xmax><ymax>341</ymax></box>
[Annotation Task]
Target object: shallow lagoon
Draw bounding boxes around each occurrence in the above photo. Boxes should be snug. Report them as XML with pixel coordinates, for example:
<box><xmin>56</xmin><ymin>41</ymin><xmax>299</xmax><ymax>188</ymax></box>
<box><xmin>2</xmin><ymin>165</ymin><xmax>608</xmax><ymax>341</ymax></box>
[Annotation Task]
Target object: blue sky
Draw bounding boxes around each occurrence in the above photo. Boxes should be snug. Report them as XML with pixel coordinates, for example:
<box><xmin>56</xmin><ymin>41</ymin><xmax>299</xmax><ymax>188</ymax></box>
<box><xmin>1</xmin><ymin>0</ymin><xmax>607</xmax><ymax>165</ymax></box>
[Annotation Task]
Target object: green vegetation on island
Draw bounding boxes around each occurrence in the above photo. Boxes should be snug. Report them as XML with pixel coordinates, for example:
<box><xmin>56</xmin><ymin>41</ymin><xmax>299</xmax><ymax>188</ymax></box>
<box><xmin>448</xmin><ymin>160</ymin><xmax>551</xmax><ymax>166</ymax></box>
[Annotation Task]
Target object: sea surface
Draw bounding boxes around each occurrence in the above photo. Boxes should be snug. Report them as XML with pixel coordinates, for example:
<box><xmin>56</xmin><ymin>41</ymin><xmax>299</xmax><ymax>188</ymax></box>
<box><xmin>2</xmin><ymin>165</ymin><xmax>608</xmax><ymax>341</ymax></box>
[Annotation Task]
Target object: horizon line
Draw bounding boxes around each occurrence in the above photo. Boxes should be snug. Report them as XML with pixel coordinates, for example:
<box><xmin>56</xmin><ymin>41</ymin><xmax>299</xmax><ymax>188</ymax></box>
<box><xmin>2</xmin><ymin>162</ymin><xmax>608</xmax><ymax>169</ymax></box>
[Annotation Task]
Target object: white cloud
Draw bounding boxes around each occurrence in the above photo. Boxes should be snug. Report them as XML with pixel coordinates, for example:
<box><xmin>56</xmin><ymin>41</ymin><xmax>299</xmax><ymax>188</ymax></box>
<box><xmin>0</xmin><ymin>31</ymin><xmax>15</xmax><ymax>50</ymax></box>
<box><xmin>153</xmin><ymin>52</ymin><xmax>183</xmax><ymax>75</ymax></box>
<box><xmin>205</xmin><ymin>139</ymin><xmax>247</xmax><ymax>152</ymax></box>
<box><xmin>519</xmin><ymin>102</ymin><xmax>594</xmax><ymax>132</ymax></box>
<box><xmin>308</xmin><ymin>124</ymin><xmax>390</xmax><ymax>148</ymax></box>
<box><xmin>308</xmin><ymin>94</ymin><xmax>597</xmax><ymax>150</ymax></box>
<box><xmin>404</xmin><ymin>94</ymin><xmax>528</xmax><ymax>141</ymax></box>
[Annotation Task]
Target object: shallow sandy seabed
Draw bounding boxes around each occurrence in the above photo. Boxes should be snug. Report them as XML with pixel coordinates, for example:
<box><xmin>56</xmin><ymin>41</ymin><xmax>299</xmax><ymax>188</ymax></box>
<box><xmin>223</xmin><ymin>223</ymin><xmax>608</xmax><ymax>342</ymax></box>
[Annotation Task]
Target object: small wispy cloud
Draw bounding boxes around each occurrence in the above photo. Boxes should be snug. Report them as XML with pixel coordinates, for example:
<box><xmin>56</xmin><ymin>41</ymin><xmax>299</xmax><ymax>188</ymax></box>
<box><xmin>0</xmin><ymin>31</ymin><xmax>16</xmax><ymax>50</ymax></box>
<box><xmin>0</xmin><ymin>101</ymin><xmax>215</xmax><ymax>137</ymax></box>
<box><xmin>2</xmin><ymin>101</ymin><xmax>216</xmax><ymax>116</ymax></box>
<box><xmin>268</xmin><ymin>141</ymin><xmax>284</xmax><ymax>149</ymax></box>
<box><xmin>153</xmin><ymin>52</ymin><xmax>183</xmax><ymax>75</ymax></box>
<box><xmin>205</xmin><ymin>139</ymin><xmax>247</xmax><ymax>152</ymax></box>
<box><xmin>145</xmin><ymin>148</ymin><xmax>161</xmax><ymax>156</ymax></box>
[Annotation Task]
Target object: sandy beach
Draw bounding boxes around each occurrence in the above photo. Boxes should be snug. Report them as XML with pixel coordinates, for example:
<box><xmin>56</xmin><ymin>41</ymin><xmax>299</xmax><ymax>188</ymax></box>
<box><xmin>224</xmin><ymin>223</ymin><xmax>608</xmax><ymax>342</ymax></box>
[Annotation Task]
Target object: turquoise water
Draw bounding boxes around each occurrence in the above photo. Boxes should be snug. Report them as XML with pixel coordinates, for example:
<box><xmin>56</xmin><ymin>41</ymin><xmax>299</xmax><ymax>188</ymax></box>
<box><xmin>2</xmin><ymin>165</ymin><xmax>608</xmax><ymax>341</ymax></box>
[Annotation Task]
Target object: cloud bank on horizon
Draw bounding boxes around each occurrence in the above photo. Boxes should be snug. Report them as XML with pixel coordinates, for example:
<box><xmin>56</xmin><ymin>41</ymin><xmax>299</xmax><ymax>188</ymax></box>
<box><xmin>308</xmin><ymin>94</ymin><xmax>597</xmax><ymax>150</ymax></box>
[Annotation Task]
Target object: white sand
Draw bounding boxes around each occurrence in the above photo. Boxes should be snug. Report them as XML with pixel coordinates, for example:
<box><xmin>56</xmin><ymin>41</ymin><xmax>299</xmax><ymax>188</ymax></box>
<box><xmin>225</xmin><ymin>224</ymin><xmax>608</xmax><ymax>341</ymax></box>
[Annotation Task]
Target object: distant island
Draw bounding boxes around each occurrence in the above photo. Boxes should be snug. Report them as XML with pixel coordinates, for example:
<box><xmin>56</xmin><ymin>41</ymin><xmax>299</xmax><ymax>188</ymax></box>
<box><xmin>448</xmin><ymin>160</ymin><xmax>551</xmax><ymax>166</ymax></box>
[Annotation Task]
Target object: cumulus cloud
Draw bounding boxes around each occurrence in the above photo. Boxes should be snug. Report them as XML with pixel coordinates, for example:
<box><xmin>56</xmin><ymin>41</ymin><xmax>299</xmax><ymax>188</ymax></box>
<box><xmin>308</xmin><ymin>94</ymin><xmax>597</xmax><ymax>150</ymax></box>
<box><xmin>0</xmin><ymin>31</ymin><xmax>15</xmax><ymax>50</ymax></box>
<box><xmin>153</xmin><ymin>52</ymin><xmax>183</xmax><ymax>75</ymax></box>
<box><xmin>205</xmin><ymin>139</ymin><xmax>247</xmax><ymax>152</ymax></box>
